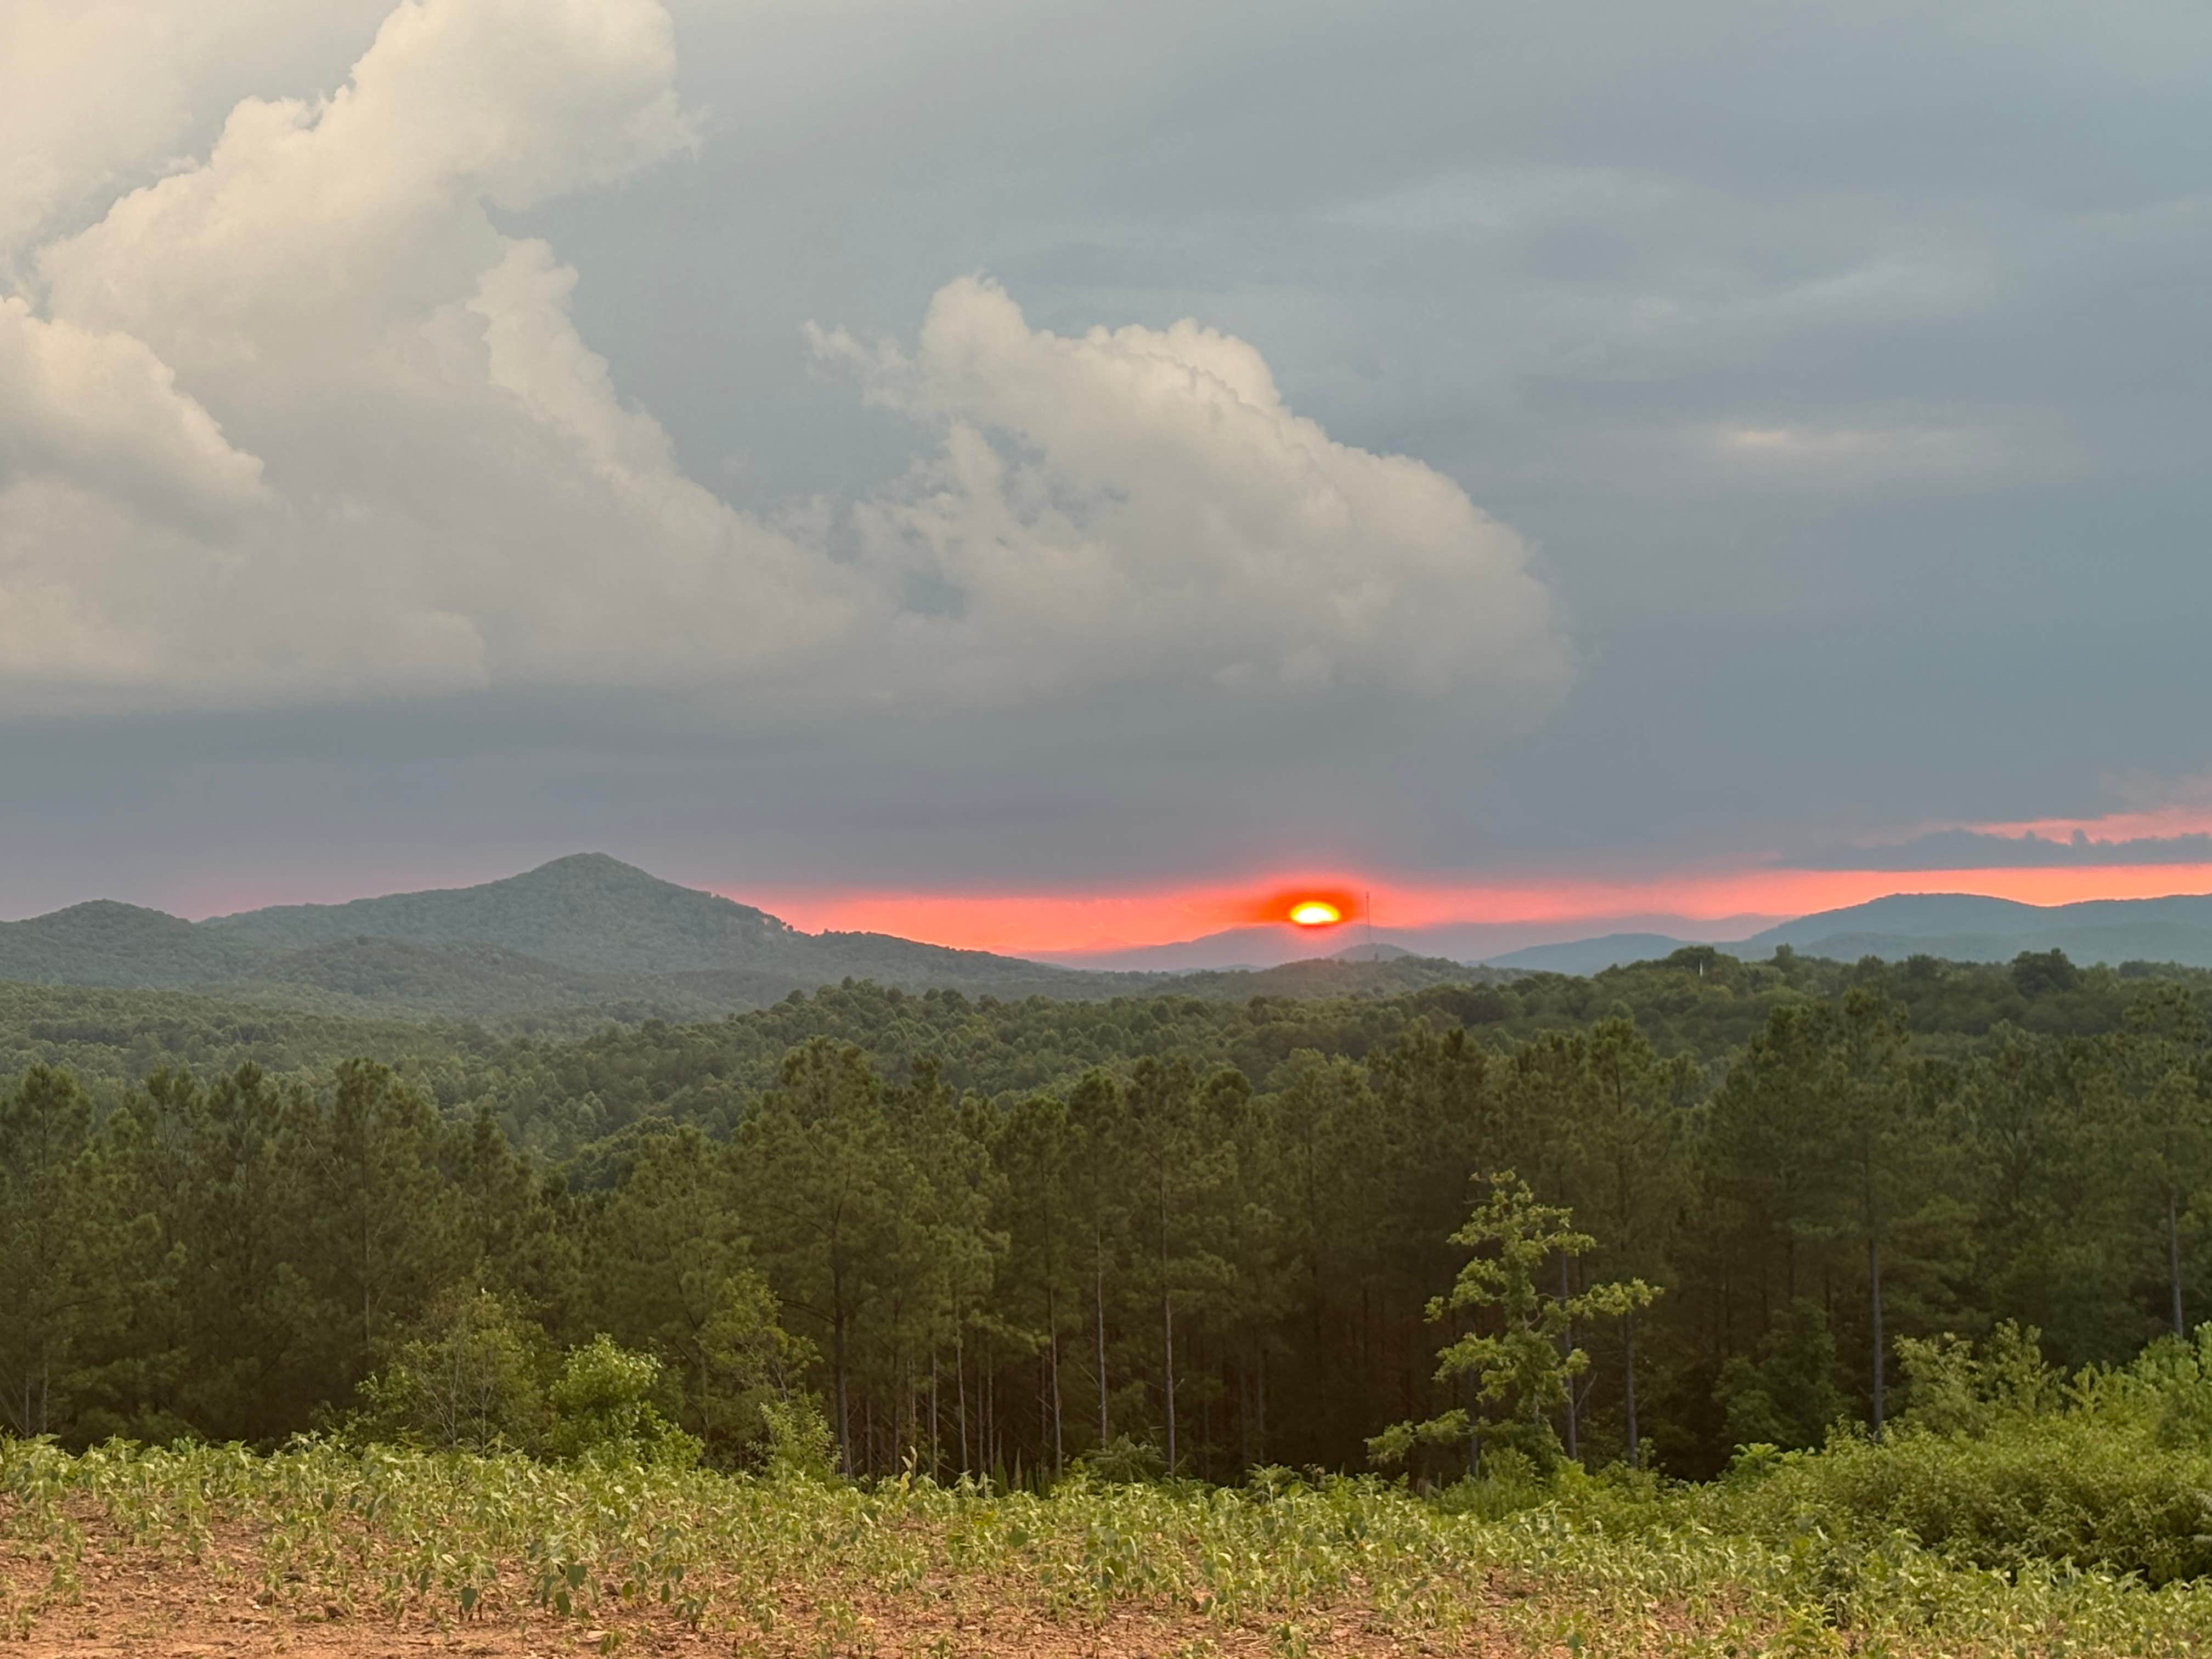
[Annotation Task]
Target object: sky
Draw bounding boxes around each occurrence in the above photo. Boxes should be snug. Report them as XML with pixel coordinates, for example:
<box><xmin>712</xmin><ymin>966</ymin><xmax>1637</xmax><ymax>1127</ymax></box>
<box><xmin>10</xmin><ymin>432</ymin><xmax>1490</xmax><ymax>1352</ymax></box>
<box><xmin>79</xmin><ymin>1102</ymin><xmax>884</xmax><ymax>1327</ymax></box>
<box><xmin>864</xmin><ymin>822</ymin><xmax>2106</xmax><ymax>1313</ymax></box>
<box><xmin>4</xmin><ymin>0</ymin><xmax>2212</xmax><ymax>960</ymax></box>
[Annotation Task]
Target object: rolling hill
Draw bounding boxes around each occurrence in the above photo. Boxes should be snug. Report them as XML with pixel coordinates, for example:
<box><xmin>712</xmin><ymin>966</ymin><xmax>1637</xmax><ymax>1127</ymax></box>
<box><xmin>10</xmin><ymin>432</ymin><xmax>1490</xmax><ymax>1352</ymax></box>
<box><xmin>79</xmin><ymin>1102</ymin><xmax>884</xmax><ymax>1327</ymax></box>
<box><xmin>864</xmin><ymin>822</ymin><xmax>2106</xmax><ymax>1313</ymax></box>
<box><xmin>1739</xmin><ymin>892</ymin><xmax>2212</xmax><ymax>966</ymax></box>
<box><xmin>201</xmin><ymin>853</ymin><xmax>795</xmax><ymax>973</ymax></box>
<box><xmin>0</xmin><ymin>900</ymin><xmax>269</xmax><ymax>988</ymax></box>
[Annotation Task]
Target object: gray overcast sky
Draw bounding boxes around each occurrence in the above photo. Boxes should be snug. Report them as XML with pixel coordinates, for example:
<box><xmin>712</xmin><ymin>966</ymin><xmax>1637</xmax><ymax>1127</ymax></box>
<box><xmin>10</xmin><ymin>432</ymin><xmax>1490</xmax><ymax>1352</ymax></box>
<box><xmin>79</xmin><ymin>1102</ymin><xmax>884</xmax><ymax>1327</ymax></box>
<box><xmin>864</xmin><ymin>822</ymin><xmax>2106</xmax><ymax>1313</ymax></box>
<box><xmin>4</xmin><ymin>0</ymin><xmax>2211</xmax><ymax>947</ymax></box>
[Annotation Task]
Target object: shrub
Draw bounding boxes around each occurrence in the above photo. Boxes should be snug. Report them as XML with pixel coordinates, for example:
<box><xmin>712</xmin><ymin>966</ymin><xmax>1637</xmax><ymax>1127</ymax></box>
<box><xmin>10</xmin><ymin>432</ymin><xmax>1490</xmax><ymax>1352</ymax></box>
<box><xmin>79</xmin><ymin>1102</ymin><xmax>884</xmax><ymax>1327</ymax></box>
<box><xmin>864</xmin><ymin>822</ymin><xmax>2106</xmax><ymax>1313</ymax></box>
<box><xmin>543</xmin><ymin>1336</ymin><xmax>699</xmax><ymax>1468</ymax></box>
<box><xmin>757</xmin><ymin>1393</ymin><xmax>837</xmax><ymax>1481</ymax></box>
<box><xmin>1894</xmin><ymin>1321</ymin><xmax>2057</xmax><ymax>1435</ymax></box>
<box><xmin>357</xmin><ymin>1311</ymin><xmax>710</xmax><ymax>1469</ymax></box>
<box><xmin>1698</xmin><ymin>1324</ymin><xmax>2212</xmax><ymax>1585</ymax></box>
<box><xmin>354</xmin><ymin>1291</ymin><xmax>546</xmax><ymax>1453</ymax></box>
<box><xmin>1079</xmin><ymin>1434</ymin><xmax>1166</xmax><ymax>1485</ymax></box>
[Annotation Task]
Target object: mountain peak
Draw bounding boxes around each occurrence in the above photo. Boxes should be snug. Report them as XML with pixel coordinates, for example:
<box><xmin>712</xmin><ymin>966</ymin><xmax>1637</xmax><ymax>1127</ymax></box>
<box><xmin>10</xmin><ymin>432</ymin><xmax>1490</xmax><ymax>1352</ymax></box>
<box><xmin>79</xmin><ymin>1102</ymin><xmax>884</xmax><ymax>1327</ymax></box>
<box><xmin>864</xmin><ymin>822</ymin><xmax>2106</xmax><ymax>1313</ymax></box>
<box><xmin>0</xmin><ymin>898</ymin><xmax>260</xmax><ymax>988</ymax></box>
<box><xmin>1333</xmin><ymin>941</ymin><xmax>1414</xmax><ymax>962</ymax></box>
<box><xmin>494</xmin><ymin>852</ymin><xmax>712</xmax><ymax>901</ymax></box>
<box><xmin>34</xmin><ymin>898</ymin><xmax>195</xmax><ymax>929</ymax></box>
<box><xmin>200</xmin><ymin>853</ymin><xmax>787</xmax><ymax>973</ymax></box>
<box><xmin>515</xmin><ymin>852</ymin><xmax>659</xmax><ymax>883</ymax></box>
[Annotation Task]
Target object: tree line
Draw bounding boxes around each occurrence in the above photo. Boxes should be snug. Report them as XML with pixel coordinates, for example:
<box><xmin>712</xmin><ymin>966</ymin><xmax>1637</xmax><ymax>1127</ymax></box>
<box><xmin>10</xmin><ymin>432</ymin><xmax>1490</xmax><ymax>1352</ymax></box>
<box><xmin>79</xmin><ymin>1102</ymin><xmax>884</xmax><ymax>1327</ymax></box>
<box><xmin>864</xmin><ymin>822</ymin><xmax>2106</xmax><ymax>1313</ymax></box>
<box><xmin>11</xmin><ymin>945</ymin><xmax>2190</xmax><ymax>1159</ymax></box>
<box><xmin>5</xmin><ymin>950</ymin><xmax>2212</xmax><ymax>1480</ymax></box>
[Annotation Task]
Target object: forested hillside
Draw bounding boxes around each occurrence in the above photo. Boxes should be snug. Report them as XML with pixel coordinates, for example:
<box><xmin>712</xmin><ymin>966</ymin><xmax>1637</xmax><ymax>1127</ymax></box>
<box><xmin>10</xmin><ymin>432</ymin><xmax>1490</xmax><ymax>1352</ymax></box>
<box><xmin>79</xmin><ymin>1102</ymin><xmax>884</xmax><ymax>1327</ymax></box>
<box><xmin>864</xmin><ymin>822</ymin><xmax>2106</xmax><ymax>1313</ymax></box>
<box><xmin>8</xmin><ymin>943</ymin><xmax>2180</xmax><ymax>1139</ymax></box>
<box><xmin>0</xmin><ymin>980</ymin><xmax>501</xmax><ymax>1093</ymax></box>
<box><xmin>9</xmin><ymin>940</ymin><xmax>2212</xmax><ymax>1489</ymax></box>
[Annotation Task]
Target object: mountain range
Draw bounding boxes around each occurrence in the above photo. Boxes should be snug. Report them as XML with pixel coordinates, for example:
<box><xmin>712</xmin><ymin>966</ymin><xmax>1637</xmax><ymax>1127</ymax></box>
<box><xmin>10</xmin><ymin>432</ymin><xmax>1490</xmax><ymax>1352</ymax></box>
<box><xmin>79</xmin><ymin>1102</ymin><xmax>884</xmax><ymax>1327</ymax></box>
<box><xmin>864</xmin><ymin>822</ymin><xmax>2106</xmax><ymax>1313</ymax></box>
<box><xmin>1047</xmin><ymin>913</ymin><xmax>1775</xmax><ymax>971</ymax></box>
<box><xmin>0</xmin><ymin>854</ymin><xmax>1479</xmax><ymax>1028</ymax></box>
<box><xmin>14</xmin><ymin>856</ymin><xmax>2210</xmax><ymax>1030</ymax></box>
<box><xmin>1485</xmin><ymin>891</ymin><xmax>2212</xmax><ymax>973</ymax></box>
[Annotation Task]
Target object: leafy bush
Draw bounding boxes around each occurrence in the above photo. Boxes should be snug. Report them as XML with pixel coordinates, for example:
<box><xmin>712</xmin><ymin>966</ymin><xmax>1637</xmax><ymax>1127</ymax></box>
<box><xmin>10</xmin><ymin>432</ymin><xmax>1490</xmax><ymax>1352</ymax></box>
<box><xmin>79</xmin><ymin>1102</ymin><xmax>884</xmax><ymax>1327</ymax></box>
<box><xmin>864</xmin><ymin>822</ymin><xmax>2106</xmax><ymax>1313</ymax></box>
<box><xmin>542</xmin><ymin>1336</ymin><xmax>700</xmax><ymax>1468</ymax></box>
<box><xmin>1430</xmin><ymin>1445</ymin><xmax>1554</xmax><ymax>1520</ymax></box>
<box><xmin>757</xmin><ymin>1394</ymin><xmax>837</xmax><ymax>1481</ymax></box>
<box><xmin>358</xmin><ymin>1307</ymin><xmax>703</xmax><ymax>1469</ymax></box>
<box><xmin>353</xmin><ymin>1291</ymin><xmax>547</xmax><ymax>1453</ymax></box>
<box><xmin>1696</xmin><ymin>1324</ymin><xmax>2212</xmax><ymax>1585</ymax></box>
<box><xmin>1892</xmin><ymin>1321</ymin><xmax>2058</xmax><ymax>1435</ymax></box>
<box><xmin>1716</xmin><ymin>1418</ymin><xmax>2212</xmax><ymax>1584</ymax></box>
<box><xmin>1078</xmin><ymin>1434</ymin><xmax>1166</xmax><ymax>1484</ymax></box>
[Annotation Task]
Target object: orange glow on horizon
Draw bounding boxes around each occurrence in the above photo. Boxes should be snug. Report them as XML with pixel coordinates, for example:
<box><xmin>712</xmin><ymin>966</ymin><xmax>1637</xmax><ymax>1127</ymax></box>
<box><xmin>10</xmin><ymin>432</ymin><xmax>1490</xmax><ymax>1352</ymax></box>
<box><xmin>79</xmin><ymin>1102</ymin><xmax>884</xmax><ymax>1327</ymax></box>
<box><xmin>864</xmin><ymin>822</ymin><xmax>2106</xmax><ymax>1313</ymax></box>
<box><xmin>1289</xmin><ymin>900</ymin><xmax>1342</xmax><ymax>927</ymax></box>
<box><xmin>729</xmin><ymin>860</ymin><xmax>2212</xmax><ymax>958</ymax></box>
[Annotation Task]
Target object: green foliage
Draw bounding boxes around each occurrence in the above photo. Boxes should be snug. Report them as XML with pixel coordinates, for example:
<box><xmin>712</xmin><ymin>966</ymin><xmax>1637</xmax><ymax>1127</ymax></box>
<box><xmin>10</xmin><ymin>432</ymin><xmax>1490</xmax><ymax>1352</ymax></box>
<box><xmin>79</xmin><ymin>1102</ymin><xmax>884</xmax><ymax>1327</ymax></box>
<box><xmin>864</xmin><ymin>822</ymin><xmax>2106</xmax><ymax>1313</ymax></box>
<box><xmin>581</xmin><ymin>1127</ymin><xmax>809</xmax><ymax>1464</ymax></box>
<box><xmin>2012</xmin><ymin>948</ymin><xmax>2081</xmax><ymax>997</ymax></box>
<box><xmin>18</xmin><ymin>944</ymin><xmax>2212</xmax><ymax>1493</ymax></box>
<box><xmin>1716</xmin><ymin>1302</ymin><xmax>1850</xmax><ymax>1451</ymax></box>
<box><xmin>356</xmin><ymin>1299</ymin><xmax>765</xmax><ymax>1473</ymax></box>
<box><xmin>0</xmin><ymin>1065</ymin><xmax>113</xmax><ymax>1438</ymax></box>
<box><xmin>356</xmin><ymin>1290</ymin><xmax>547</xmax><ymax>1453</ymax></box>
<box><xmin>9</xmin><ymin>1437</ymin><xmax>2212</xmax><ymax>1656</ymax></box>
<box><xmin>757</xmin><ymin>1393</ymin><xmax>838</xmax><ymax>1480</ymax></box>
<box><xmin>1697</xmin><ymin>1324</ymin><xmax>2212</xmax><ymax>1585</ymax></box>
<box><xmin>1080</xmin><ymin>1434</ymin><xmax>1167</xmax><ymax>1484</ymax></box>
<box><xmin>543</xmin><ymin>1337</ymin><xmax>699</xmax><ymax>1468</ymax></box>
<box><xmin>0</xmin><ymin>979</ymin><xmax>493</xmax><ymax>1092</ymax></box>
<box><xmin>1428</xmin><ymin>1444</ymin><xmax>1553</xmax><ymax>1519</ymax></box>
<box><xmin>21</xmin><ymin>930</ymin><xmax>2212</xmax><ymax>1657</ymax></box>
<box><xmin>1893</xmin><ymin>1320</ymin><xmax>2056</xmax><ymax>1435</ymax></box>
<box><xmin>1372</xmin><ymin>1173</ymin><xmax>1658</xmax><ymax>1477</ymax></box>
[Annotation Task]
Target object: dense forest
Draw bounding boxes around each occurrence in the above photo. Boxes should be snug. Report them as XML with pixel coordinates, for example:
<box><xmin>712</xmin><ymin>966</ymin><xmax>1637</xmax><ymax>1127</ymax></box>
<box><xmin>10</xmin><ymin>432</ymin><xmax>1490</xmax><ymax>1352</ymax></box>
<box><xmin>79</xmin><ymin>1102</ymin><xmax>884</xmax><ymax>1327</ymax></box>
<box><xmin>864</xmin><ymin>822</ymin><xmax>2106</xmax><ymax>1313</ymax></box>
<box><xmin>5</xmin><ymin>943</ymin><xmax>2212</xmax><ymax>1487</ymax></box>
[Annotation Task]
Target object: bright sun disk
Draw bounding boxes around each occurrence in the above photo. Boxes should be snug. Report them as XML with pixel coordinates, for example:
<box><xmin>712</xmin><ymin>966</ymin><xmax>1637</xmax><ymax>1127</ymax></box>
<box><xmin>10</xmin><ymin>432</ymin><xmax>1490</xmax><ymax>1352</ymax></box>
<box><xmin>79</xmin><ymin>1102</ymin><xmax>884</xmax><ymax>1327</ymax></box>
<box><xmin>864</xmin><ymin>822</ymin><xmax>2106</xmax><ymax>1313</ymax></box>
<box><xmin>1289</xmin><ymin>901</ymin><xmax>1342</xmax><ymax>926</ymax></box>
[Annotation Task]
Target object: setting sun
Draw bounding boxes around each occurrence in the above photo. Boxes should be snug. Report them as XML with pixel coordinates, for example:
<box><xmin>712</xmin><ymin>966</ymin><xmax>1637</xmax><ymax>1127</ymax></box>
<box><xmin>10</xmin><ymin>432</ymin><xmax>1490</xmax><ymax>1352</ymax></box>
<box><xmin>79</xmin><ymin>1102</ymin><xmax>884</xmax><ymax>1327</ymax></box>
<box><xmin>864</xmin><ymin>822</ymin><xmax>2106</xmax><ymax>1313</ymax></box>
<box><xmin>1288</xmin><ymin>900</ymin><xmax>1342</xmax><ymax>926</ymax></box>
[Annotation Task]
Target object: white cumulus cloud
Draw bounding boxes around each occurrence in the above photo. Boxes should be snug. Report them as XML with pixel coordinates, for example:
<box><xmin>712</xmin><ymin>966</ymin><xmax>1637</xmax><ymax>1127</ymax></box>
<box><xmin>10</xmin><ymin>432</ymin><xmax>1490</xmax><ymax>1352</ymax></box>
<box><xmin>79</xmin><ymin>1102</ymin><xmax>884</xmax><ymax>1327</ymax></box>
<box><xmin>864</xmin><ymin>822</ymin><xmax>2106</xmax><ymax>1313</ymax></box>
<box><xmin>0</xmin><ymin>0</ymin><xmax>396</xmax><ymax>265</ymax></box>
<box><xmin>0</xmin><ymin>0</ymin><xmax>1568</xmax><ymax>725</ymax></box>
<box><xmin>0</xmin><ymin>298</ymin><xmax>266</xmax><ymax>521</ymax></box>
<box><xmin>815</xmin><ymin>277</ymin><xmax>1568</xmax><ymax>702</ymax></box>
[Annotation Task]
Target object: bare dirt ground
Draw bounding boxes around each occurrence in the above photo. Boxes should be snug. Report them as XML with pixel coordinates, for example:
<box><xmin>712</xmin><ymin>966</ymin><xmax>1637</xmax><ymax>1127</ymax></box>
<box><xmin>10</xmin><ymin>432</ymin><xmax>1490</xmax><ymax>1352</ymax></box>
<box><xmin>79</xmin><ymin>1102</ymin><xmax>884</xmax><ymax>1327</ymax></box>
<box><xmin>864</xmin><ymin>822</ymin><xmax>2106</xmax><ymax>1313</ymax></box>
<box><xmin>2</xmin><ymin>1511</ymin><xmax>1535</xmax><ymax>1658</ymax></box>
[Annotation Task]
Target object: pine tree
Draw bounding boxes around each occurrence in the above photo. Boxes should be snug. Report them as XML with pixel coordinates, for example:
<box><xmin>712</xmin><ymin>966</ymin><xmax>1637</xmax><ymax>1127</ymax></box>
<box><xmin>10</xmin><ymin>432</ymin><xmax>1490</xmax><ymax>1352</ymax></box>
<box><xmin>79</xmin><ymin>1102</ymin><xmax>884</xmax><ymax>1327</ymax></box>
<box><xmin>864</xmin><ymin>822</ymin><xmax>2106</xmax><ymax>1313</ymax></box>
<box><xmin>1368</xmin><ymin>1172</ymin><xmax>1658</xmax><ymax>1479</ymax></box>
<box><xmin>735</xmin><ymin>1040</ymin><xmax>902</xmax><ymax>1476</ymax></box>
<box><xmin>0</xmin><ymin>1068</ymin><xmax>111</xmax><ymax>1436</ymax></box>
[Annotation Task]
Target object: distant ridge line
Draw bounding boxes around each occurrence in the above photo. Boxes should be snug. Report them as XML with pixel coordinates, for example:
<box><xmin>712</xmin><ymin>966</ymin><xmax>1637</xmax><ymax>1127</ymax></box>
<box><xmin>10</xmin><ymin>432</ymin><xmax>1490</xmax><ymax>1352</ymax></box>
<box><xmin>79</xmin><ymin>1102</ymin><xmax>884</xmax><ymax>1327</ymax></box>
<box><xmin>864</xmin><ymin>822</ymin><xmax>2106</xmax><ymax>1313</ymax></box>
<box><xmin>1485</xmin><ymin>890</ymin><xmax>2212</xmax><ymax>974</ymax></box>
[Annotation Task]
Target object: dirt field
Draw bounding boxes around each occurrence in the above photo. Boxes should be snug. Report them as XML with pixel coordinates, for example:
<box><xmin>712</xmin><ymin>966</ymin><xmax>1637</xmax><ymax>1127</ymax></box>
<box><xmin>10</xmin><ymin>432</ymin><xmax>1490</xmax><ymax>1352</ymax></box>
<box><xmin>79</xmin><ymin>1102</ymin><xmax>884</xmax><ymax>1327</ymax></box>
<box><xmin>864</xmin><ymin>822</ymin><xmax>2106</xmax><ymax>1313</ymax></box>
<box><xmin>2</xmin><ymin>1510</ymin><xmax>1531</xmax><ymax>1658</ymax></box>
